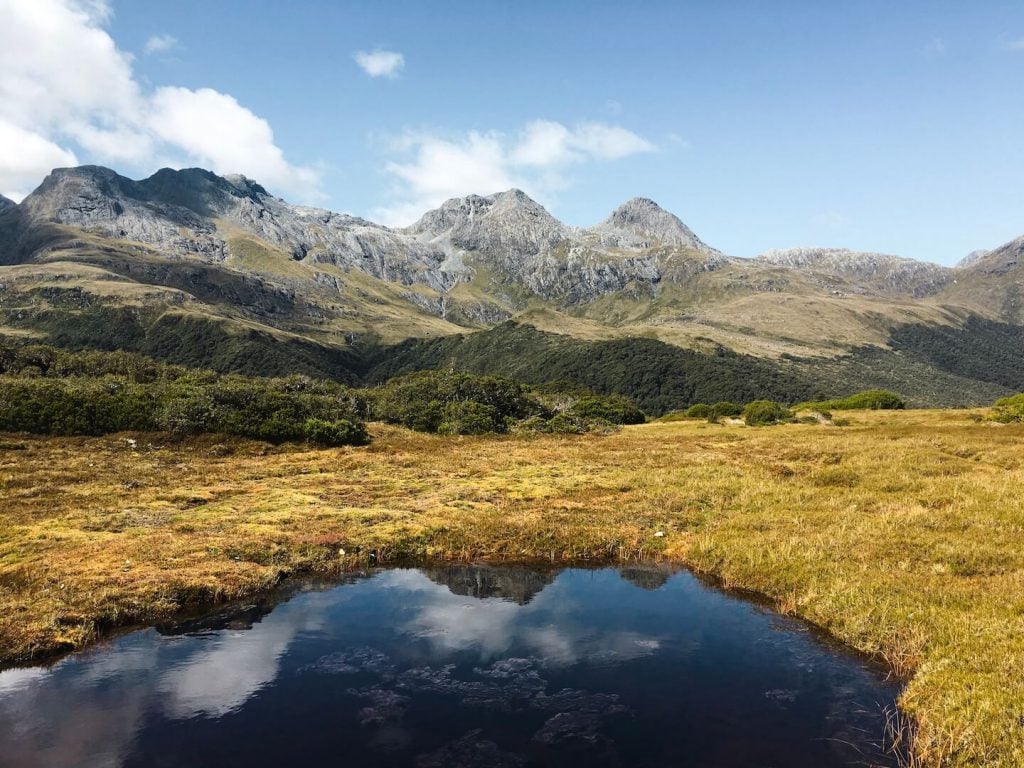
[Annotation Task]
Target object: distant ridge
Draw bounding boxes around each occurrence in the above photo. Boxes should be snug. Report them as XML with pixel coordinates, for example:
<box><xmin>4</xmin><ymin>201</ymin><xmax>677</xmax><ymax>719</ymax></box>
<box><xmin>0</xmin><ymin>164</ymin><xmax>1023</xmax><ymax>408</ymax></box>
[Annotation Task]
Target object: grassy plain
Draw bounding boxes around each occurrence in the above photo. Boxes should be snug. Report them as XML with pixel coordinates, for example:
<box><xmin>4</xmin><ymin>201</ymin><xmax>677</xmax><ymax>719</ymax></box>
<box><xmin>1</xmin><ymin>411</ymin><xmax>1023</xmax><ymax>766</ymax></box>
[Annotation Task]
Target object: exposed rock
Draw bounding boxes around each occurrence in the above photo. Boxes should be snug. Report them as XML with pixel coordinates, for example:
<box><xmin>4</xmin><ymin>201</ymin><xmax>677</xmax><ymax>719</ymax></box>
<box><xmin>756</xmin><ymin>246</ymin><xmax>952</xmax><ymax>297</ymax></box>
<box><xmin>959</xmin><ymin>236</ymin><xmax>1023</xmax><ymax>276</ymax></box>
<box><xmin>0</xmin><ymin>195</ymin><xmax>15</xmax><ymax>213</ymax></box>
<box><xmin>7</xmin><ymin>163</ymin><xmax>1023</xmax><ymax>344</ymax></box>
<box><xmin>958</xmin><ymin>248</ymin><xmax>991</xmax><ymax>268</ymax></box>
<box><xmin>586</xmin><ymin>196</ymin><xmax>718</xmax><ymax>254</ymax></box>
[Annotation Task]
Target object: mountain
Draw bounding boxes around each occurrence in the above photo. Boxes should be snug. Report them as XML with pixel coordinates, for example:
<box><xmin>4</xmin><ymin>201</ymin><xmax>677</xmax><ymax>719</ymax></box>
<box><xmin>0</xmin><ymin>164</ymin><xmax>1022</xmax><ymax>407</ymax></box>
<box><xmin>587</xmin><ymin>197</ymin><xmax>719</xmax><ymax>253</ymax></box>
<box><xmin>0</xmin><ymin>195</ymin><xmax>14</xmax><ymax>214</ymax></box>
<box><xmin>755</xmin><ymin>247</ymin><xmax>952</xmax><ymax>298</ymax></box>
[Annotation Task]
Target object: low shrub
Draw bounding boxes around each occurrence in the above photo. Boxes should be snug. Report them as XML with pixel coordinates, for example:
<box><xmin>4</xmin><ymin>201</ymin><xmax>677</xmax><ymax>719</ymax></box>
<box><xmin>685</xmin><ymin>403</ymin><xmax>711</xmax><ymax>418</ymax></box>
<box><xmin>990</xmin><ymin>393</ymin><xmax>1024</xmax><ymax>423</ymax></box>
<box><xmin>707</xmin><ymin>401</ymin><xmax>742</xmax><ymax>422</ymax></box>
<box><xmin>437</xmin><ymin>401</ymin><xmax>502</xmax><ymax>436</ymax></box>
<box><xmin>371</xmin><ymin>370</ymin><xmax>538</xmax><ymax>433</ymax></box>
<box><xmin>796</xmin><ymin>389</ymin><xmax>906</xmax><ymax>411</ymax></box>
<box><xmin>743</xmin><ymin>400</ymin><xmax>794</xmax><ymax>426</ymax></box>
<box><xmin>302</xmin><ymin>418</ymin><xmax>369</xmax><ymax>447</ymax></box>
<box><xmin>567</xmin><ymin>394</ymin><xmax>645</xmax><ymax>425</ymax></box>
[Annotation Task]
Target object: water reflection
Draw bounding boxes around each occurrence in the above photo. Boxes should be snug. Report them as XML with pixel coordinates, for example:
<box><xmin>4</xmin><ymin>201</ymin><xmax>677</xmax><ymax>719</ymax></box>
<box><xmin>0</xmin><ymin>566</ymin><xmax>901</xmax><ymax>767</ymax></box>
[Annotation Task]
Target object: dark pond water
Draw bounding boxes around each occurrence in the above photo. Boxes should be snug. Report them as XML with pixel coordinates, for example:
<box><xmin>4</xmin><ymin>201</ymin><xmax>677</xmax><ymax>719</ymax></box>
<box><xmin>0</xmin><ymin>566</ymin><xmax>901</xmax><ymax>767</ymax></box>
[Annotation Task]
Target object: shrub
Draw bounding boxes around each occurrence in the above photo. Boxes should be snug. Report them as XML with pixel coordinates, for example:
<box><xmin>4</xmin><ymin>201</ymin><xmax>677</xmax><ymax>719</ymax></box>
<box><xmin>743</xmin><ymin>400</ymin><xmax>794</xmax><ymax>426</ymax></box>
<box><xmin>158</xmin><ymin>392</ymin><xmax>215</xmax><ymax>436</ymax></box>
<box><xmin>0</xmin><ymin>378</ymin><xmax>157</xmax><ymax>435</ymax></box>
<box><xmin>685</xmin><ymin>403</ymin><xmax>711</xmax><ymax>418</ymax></box>
<box><xmin>0</xmin><ymin>370</ymin><xmax>369</xmax><ymax>446</ymax></box>
<box><xmin>546</xmin><ymin>412</ymin><xmax>590</xmax><ymax>434</ymax></box>
<box><xmin>437</xmin><ymin>401</ymin><xmax>501</xmax><ymax>435</ymax></box>
<box><xmin>567</xmin><ymin>394</ymin><xmax>645</xmax><ymax>425</ymax></box>
<box><xmin>371</xmin><ymin>370</ymin><xmax>538</xmax><ymax>433</ymax></box>
<box><xmin>302</xmin><ymin>418</ymin><xmax>369</xmax><ymax>446</ymax></box>
<box><xmin>796</xmin><ymin>389</ymin><xmax>906</xmax><ymax>411</ymax></box>
<box><xmin>707</xmin><ymin>401</ymin><xmax>742</xmax><ymax>422</ymax></box>
<box><xmin>990</xmin><ymin>393</ymin><xmax>1024</xmax><ymax>423</ymax></box>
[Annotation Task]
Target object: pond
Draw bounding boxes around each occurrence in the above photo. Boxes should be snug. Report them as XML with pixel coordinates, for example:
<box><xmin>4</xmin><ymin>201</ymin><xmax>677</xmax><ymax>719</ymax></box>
<box><xmin>0</xmin><ymin>566</ymin><xmax>901</xmax><ymax>767</ymax></box>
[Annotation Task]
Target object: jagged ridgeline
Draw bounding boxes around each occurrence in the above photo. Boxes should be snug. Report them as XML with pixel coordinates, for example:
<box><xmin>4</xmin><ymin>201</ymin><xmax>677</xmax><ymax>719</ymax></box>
<box><xmin>1</xmin><ymin>164</ymin><xmax>1023</xmax><ymax>409</ymax></box>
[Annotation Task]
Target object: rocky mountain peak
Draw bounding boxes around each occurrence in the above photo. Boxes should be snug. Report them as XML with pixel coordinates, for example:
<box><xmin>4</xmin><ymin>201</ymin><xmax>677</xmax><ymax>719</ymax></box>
<box><xmin>0</xmin><ymin>194</ymin><xmax>14</xmax><ymax>213</ymax></box>
<box><xmin>756</xmin><ymin>247</ymin><xmax>952</xmax><ymax>297</ymax></box>
<box><xmin>408</xmin><ymin>188</ymin><xmax>558</xmax><ymax>238</ymax></box>
<box><xmin>958</xmin><ymin>236</ymin><xmax>1024</xmax><ymax>276</ymax></box>
<box><xmin>589</xmin><ymin>197</ymin><xmax>716</xmax><ymax>253</ymax></box>
<box><xmin>958</xmin><ymin>249</ymin><xmax>991</xmax><ymax>268</ymax></box>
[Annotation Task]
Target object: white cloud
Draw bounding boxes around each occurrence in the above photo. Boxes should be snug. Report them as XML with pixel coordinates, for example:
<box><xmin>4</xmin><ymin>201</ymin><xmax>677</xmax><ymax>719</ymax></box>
<box><xmin>376</xmin><ymin>121</ymin><xmax>656</xmax><ymax>226</ymax></box>
<box><xmin>0</xmin><ymin>0</ymin><xmax>320</xmax><ymax>200</ymax></box>
<box><xmin>1001</xmin><ymin>36</ymin><xmax>1024</xmax><ymax>51</ymax></box>
<box><xmin>353</xmin><ymin>49</ymin><xmax>405</xmax><ymax>78</ymax></box>
<box><xmin>149</xmin><ymin>87</ymin><xmax>320</xmax><ymax>193</ymax></box>
<box><xmin>144</xmin><ymin>33</ymin><xmax>177</xmax><ymax>55</ymax></box>
<box><xmin>0</xmin><ymin>119</ymin><xmax>78</xmax><ymax>200</ymax></box>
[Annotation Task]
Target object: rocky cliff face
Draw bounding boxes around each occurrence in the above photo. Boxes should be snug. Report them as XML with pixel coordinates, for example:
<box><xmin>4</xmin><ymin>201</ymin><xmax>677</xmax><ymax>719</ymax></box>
<box><xmin>404</xmin><ymin>189</ymin><xmax>729</xmax><ymax>303</ymax></box>
<box><xmin>10</xmin><ymin>169</ymin><xmax>733</xmax><ymax>305</ymax></box>
<box><xmin>959</xmin><ymin>236</ymin><xmax>1023</xmax><ymax>277</ymax></box>
<box><xmin>586</xmin><ymin>197</ymin><xmax>719</xmax><ymax>253</ymax></box>
<box><xmin>756</xmin><ymin>247</ymin><xmax>953</xmax><ymax>297</ymax></box>
<box><xmin>5</xmin><ymin>164</ymin><xmax>1024</xmax><ymax>346</ymax></box>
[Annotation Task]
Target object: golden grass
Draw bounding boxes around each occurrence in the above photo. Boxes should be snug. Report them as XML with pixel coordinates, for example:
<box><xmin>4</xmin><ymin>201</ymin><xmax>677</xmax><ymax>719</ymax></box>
<box><xmin>2</xmin><ymin>410</ymin><xmax>1023</xmax><ymax>765</ymax></box>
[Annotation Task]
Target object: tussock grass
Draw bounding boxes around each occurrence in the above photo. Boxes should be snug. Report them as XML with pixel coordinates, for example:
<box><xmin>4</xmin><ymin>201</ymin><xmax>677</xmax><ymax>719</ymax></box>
<box><xmin>1</xmin><ymin>410</ymin><xmax>1023</xmax><ymax>765</ymax></box>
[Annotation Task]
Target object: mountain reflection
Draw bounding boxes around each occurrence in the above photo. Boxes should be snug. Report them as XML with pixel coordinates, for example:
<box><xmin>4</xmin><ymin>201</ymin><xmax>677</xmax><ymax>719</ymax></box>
<box><xmin>421</xmin><ymin>564</ymin><xmax>557</xmax><ymax>604</ymax></box>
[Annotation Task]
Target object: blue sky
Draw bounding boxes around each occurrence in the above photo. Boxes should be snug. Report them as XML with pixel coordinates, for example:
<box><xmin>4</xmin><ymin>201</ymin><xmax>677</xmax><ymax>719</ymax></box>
<box><xmin>2</xmin><ymin>1</ymin><xmax>1024</xmax><ymax>264</ymax></box>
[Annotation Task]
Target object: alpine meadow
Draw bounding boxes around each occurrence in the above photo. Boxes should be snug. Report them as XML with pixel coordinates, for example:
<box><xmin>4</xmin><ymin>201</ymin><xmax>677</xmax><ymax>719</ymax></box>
<box><xmin>2</xmin><ymin>2</ymin><xmax>1024</xmax><ymax>767</ymax></box>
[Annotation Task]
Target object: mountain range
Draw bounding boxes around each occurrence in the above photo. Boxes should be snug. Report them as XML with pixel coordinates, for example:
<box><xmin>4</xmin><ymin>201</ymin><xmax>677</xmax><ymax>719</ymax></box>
<box><xmin>1</xmin><ymin>165</ymin><xmax>1022</xmax><ymax>410</ymax></box>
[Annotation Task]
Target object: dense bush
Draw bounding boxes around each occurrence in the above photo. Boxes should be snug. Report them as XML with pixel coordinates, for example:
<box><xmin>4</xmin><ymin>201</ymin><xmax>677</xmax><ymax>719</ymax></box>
<box><xmin>796</xmin><ymin>389</ymin><xmax>906</xmax><ymax>411</ymax></box>
<box><xmin>743</xmin><ymin>400</ymin><xmax>794</xmax><ymax>426</ymax></box>
<box><xmin>0</xmin><ymin>350</ymin><xmax>369</xmax><ymax>446</ymax></box>
<box><xmin>567</xmin><ymin>394</ymin><xmax>645</xmax><ymax>425</ymax></box>
<box><xmin>363</xmin><ymin>322</ymin><xmax>820</xmax><ymax>415</ymax></box>
<box><xmin>685</xmin><ymin>403</ymin><xmax>711</xmax><ymax>418</ymax></box>
<box><xmin>0</xmin><ymin>378</ymin><xmax>158</xmax><ymax>435</ymax></box>
<box><xmin>990</xmin><ymin>393</ymin><xmax>1024</xmax><ymax>423</ymax></box>
<box><xmin>370</xmin><ymin>370</ymin><xmax>539</xmax><ymax>433</ymax></box>
<box><xmin>301</xmin><ymin>417</ymin><xmax>367</xmax><ymax>446</ymax></box>
<box><xmin>707</xmin><ymin>401</ymin><xmax>743</xmax><ymax>422</ymax></box>
<box><xmin>437</xmin><ymin>401</ymin><xmax>502</xmax><ymax>435</ymax></box>
<box><xmin>511</xmin><ymin>412</ymin><xmax>618</xmax><ymax>435</ymax></box>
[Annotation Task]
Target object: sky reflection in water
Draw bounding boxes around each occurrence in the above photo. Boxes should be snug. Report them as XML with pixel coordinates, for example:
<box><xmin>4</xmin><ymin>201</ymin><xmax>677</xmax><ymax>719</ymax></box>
<box><xmin>0</xmin><ymin>566</ymin><xmax>901</xmax><ymax>767</ymax></box>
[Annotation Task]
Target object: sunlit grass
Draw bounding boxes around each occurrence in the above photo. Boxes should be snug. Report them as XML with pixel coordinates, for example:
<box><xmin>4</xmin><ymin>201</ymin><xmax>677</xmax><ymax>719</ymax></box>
<box><xmin>1</xmin><ymin>410</ymin><xmax>1023</xmax><ymax>765</ymax></box>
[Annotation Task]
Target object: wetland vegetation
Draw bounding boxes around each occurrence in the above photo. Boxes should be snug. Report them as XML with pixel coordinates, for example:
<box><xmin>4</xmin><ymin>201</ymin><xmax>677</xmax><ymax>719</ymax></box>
<box><xmin>1</xmin><ymin>408</ymin><xmax>1023</xmax><ymax>764</ymax></box>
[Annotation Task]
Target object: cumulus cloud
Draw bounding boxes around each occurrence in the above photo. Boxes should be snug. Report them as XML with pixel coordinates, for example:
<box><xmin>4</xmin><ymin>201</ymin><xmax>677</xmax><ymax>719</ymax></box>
<box><xmin>0</xmin><ymin>119</ymin><xmax>78</xmax><ymax>200</ymax></box>
<box><xmin>376</xmin><ymin>120</ymin><xmax>656</xmax><ymax>225</ymax></box>
<box><xmin>0</xmin><ymin>0</ymin><xmax>319</xmax><ymax>200</ymax></box>
<box><xmin>149</xmin><ymin>87</ymin><xmax>320</xmax><ymax>192</ymax></box>
<box><xmin>143</xmin><ymin>33</ymin><xmax>177</xmax><ymax>55</ymax></box>
<box><xmin>353</xmin><ymin>49</ymin><xmax>405</xmax><ymax>78</ymax></box>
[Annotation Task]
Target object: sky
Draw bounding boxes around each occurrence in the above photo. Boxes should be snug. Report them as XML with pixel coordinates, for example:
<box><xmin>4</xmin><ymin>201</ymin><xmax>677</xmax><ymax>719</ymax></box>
<box><xmin>1</xmin><ymin>1</ymin><xmax>1023</xmax><ymax>264</ymax></box>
